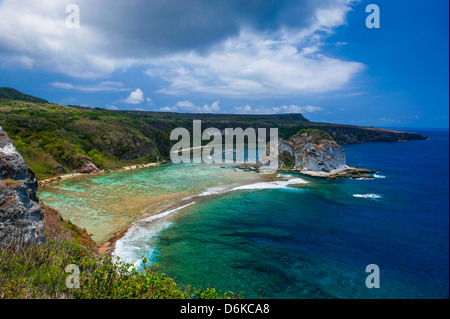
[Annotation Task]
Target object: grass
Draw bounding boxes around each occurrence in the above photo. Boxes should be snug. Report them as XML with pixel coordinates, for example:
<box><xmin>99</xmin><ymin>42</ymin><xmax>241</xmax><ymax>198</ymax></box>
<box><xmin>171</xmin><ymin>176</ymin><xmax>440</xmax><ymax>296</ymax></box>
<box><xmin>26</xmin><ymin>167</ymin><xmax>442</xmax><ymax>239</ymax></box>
<box><xmin>1</xmin><ymin>89</ymin><xmax>424</xmax><ymax>179</ymax></box>
<box><xmin>0</xmin><ymin>206</ymin><xmax>239</xmax><ymax>299</ymax></box>
<box><xmin>296</xmin><ymin>129</ymin><xmax>334</xmax><ymax>144</ymax></box>
<box><xmin>0</xmin><ymin>94</ymin><xmax>310</xmax><ymax>179</ymax></box>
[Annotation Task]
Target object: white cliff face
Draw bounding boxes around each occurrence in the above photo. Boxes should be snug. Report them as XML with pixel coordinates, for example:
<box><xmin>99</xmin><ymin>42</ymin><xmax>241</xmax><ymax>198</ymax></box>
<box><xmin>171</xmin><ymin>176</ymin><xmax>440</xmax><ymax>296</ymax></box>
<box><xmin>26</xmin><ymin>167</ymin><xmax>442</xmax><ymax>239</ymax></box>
<box><xmin>261</xmin><ymin>129</ymin><xmax>347</xmax><ymax>173</ymax></box>
<box><xmin>295</xmin><ymin>139</ymin><xmax>347</xmax><ymax>172</ymax></box>
<box><xmin>0</xmin><ymin>142</ymin><xmax>19</xmax><ymax>156</ymax></box>
<box><xmin>0</xmin><ymin>127</ymin><xmax>45</xmax><ymax>248</ymax></box>
<box><xmin>258</xmin><ymin>129</ymin><xmax>376</xmax><ymax>179</ymax></box>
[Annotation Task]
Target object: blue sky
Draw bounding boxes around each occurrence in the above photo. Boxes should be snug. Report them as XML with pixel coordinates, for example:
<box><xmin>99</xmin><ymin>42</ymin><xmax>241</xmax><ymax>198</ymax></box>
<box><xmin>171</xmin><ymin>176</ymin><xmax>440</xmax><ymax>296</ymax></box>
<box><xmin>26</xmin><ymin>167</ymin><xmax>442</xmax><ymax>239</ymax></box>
<box><xmin>0</xmin><ymin>0</ymin><xmax>448</xmax><ymax>128</ymax></box>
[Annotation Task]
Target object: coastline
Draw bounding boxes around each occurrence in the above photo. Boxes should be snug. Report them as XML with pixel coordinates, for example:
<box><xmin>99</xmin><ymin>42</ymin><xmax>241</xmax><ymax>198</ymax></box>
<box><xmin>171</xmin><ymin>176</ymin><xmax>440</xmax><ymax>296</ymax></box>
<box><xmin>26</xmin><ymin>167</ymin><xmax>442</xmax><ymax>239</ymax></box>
<box><xmin>37</xmin><ymin>160</ymin><xmax>375</xmax><ymax>257</ymax></box>
<box><xmin>37</xmin><ymin>160</ymin><xmax>171</xmax><ymax>253</ymax></box>
<box><xmin>38</xmin><ymin>161</ymin><xmax>168</xmax><ymax>187</ymax></box>
<box><xmin>38</xmin><ymin>161</ymin><xmax>273</xmax><ymax>255</ymax></box>
<box><xmin>97</xmin><ymin>169</ymin><xmax>305</xmax><ymax>258</ymax></box>
<box><xmin>298</xmin><ymin>166</ymin><xmax>376</xmax><ymax>179</ymax></box>
<box><xmin>98</xmin><ymin>197</ymin><xmax>200</xmax><ymax>256</ymax></box>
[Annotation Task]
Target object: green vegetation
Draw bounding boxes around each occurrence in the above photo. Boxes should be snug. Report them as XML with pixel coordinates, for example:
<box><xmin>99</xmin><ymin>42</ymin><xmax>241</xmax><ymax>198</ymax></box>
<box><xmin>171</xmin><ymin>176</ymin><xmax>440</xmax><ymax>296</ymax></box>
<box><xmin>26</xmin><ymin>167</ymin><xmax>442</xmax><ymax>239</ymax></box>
<box><xmin>0</xmin><ymin>245</ymin><xmax>234</xmax><ymax>299</ymax></box>
<box><xmin>0</xmin><ymin>89</ymin><xmax>311</xmax><ymax>179</ymax></box>
<box><xmin>0</xmin><ymin>87</ymin><xmax>48</xmax><ymax>104</ymax></box>
<box><xmin>0</xmin><ymin>98</ymin><xmax>163</xmax><ymax>179</ymax></box>
<box><xmin>0</xmin><ymin>206</ymin><xmax>238</xmax><ymax>299</ymax></box>
<box><xmin>278</xmin><ymin>151</ymin><xmax>295</xmax><ymax>169</ymax></box>
<box><xmin>0</xmin><ymin>87</ymin><xmax>425</xmax><ymax>179</ymax></box>
<box><xmin>296</xmin><ymin>129</ymin><xmax>334</xmax><ymax>144</ymax></box>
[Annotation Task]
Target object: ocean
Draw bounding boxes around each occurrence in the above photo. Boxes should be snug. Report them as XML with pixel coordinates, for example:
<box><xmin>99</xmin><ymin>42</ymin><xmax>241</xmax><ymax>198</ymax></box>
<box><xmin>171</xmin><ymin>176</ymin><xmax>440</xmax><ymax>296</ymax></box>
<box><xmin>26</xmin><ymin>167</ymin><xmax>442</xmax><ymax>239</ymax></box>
<box><xmin>38</xmin><ymin>129</ymin><xmax>449</xmax><ymax>298</ymax></box>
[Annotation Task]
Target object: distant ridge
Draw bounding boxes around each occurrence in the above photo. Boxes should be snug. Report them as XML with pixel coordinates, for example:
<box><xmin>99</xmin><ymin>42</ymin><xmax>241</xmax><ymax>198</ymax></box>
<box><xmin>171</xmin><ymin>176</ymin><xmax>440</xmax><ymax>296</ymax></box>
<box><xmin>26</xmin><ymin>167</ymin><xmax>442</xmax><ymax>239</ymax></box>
<box><xmin>0</xmin><ymin>87</ymin><xmax>428</xmax><ymax>179</ymax></box>
<box><xmin>0</xmin><ymin>87</ymin><xmax>49</xmax><ymax>104</ymax></box>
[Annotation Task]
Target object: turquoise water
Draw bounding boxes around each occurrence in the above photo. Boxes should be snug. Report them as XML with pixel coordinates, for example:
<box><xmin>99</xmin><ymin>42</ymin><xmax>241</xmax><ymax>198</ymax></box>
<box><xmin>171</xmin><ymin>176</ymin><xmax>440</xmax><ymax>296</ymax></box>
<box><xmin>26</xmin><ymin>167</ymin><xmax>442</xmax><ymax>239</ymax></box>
<box><xmin>38</xmin><ymin>161</ymin><xmax>268</xmax><ymax>244</ymax></box>
<box><xmin>116</xmin><ymin>130</ymin><xmax>449</xmax><ymax>299</ymax></box>
<box><xmin>40</xmin><ymin>130</ymin><xmax>449</xmax><ymax>298</ymax></box>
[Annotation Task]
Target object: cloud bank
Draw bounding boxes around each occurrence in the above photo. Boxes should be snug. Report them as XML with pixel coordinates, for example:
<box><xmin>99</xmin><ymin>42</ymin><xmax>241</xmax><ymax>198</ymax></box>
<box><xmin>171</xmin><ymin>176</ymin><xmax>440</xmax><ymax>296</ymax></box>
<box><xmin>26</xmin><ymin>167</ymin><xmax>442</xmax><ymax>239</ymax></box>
<box><xmin>0</xmin><ymin>0</ymin><xmax>363</xmax><ymax>98</ymax></box>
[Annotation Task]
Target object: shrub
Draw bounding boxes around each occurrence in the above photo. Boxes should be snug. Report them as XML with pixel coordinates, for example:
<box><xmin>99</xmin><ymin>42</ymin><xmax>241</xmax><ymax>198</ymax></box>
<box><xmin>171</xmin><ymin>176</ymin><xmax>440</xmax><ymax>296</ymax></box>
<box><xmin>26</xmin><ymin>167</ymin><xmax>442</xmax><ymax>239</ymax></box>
<box><xmin>0</xmin><ymin>243</ymin><xmax>237</xmax><ymax>299</ymax></box>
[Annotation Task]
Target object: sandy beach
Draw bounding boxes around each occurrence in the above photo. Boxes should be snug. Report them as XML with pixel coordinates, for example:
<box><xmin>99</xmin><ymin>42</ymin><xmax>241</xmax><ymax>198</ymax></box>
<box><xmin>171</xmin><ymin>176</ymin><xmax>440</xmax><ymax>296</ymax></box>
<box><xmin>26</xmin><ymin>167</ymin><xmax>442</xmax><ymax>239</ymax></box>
<box><xmin>38</xmin><ymin>162</ymin><xmax>165</xmax><ymax>187</ymax></box>
<box><xmin>37</xmin><ymin>162</ymin><xmax>275</xmax><ymax>255</ymax></box>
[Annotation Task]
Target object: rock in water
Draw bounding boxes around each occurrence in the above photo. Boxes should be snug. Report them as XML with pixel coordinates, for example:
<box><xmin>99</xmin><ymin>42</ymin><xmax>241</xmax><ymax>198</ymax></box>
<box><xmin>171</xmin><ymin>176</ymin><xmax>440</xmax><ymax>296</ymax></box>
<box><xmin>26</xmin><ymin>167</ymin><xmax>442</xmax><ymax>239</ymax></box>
<box><xmin>278</xmin><ymin>129</ymin><xmax>346</xmax><ymax>172</ymax></box>
<box><xmin>0</xmin><ymin>126</ymin><xmax>45</xmax><ymax>248</ymax></box>
<box><xmin>77</xmin><ymin>162</ymin><xmax>99</xmax><ymax>174</ymax></box>
<box><xmin>259</xmin><ymin>129</ymin><xmax>374</xmax><ymax>178</ymax></box>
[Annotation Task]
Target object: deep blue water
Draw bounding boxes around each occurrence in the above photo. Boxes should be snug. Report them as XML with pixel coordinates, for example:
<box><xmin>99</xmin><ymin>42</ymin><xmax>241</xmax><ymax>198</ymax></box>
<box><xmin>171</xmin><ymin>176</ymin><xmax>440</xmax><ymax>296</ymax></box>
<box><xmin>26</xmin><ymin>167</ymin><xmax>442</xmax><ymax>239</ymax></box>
<box><xmin>141</xmin><ymin>130</ymin><xmax>449</xmax><ymax>298</ymax></box>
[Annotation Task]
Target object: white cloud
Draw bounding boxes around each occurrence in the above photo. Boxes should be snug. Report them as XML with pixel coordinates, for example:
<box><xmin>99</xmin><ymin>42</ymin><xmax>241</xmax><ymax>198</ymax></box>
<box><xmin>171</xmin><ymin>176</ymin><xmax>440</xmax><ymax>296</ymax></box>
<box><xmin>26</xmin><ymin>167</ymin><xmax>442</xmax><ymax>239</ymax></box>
<box><xmin>160</xmin><ymin>100</ymin><xmax>221</xmax><ymax>113</ymax></box>
<box><xmin>234</xmin><ymin>105</ymin><xmax>253</xmax><ymax>113</ymax></box>
<box><xmin>50</xmin><ymin>81</ymin><xmax>129</xmax><ymax>92</ymax></box>
<box><xmin>159</xmin><ymin>106</ymin><xmax>178</xmax><ymax>112</ymax></box>
<box><xmin>0</xmin><ymin>0</ymin><xmax>137</xmax><ymax>78</ymax></box>
<box><xmin>234</xmin><ymin>104</ymin><xmax>322</xmax><ymax>114</ymax></box>
<box><xmin>145</xmin><ymin>28</ymin><xmax>364</xmax><ymax>98</ymax></box>
<box><xmin>122</xmin><ymin>88</ymin><xmax>145</xmax><ymax>104</ymax></box>
<box><xmin>273</xmin><ymin>105</ymin><xmax>323</xmax><ymax>113</ymax></box>
<box><xmin>0</xmin><ymin>0</ymin><xmax>364</xmax><ymax>97</ymax></box>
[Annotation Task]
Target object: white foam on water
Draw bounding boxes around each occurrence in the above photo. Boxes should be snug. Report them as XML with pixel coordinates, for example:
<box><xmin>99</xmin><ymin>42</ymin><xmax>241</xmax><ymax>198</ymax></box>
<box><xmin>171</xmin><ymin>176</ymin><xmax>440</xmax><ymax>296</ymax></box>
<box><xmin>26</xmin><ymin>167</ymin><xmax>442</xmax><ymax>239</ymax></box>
<box><xmin>188</xmin><ymin>176</ymin><xmax>309</xmax><ymax>200</ymax></box>
<box><xmin>277</xmin><ymin>174</ymin><xmax>293</xmax><ymax>179</ymax></box>
<box><xmin>114</xmin><ymin>202</ymin><xmax>196</xmax><ymax>264</ymax></box>
<box><xmin>114</xmin><ymin>176</ymin><xmax>309</xmax><ymax>263</ymax></box>
<box><xmin>374</xmin><ymin>174</ymin><xmax>386</xmax><ymax>179</ymax></box>
<box><xmin>353</xmin><ymin>194</ymin><xmax>382</xmax><ymax>199</ymax></box>
<box><xmin>197</xmin><ymin>186</ymin><xmax>231</xmax><ymax>197</ymax></box>
<box><xmin>232</xmin><ymin>178</ymin><xmax>308</xmax><ymax>190</ymax></box>
<box><xmin>140</xmin><ymin>202</ymin><xmax>196</xmax><ymax>223</ymax></box>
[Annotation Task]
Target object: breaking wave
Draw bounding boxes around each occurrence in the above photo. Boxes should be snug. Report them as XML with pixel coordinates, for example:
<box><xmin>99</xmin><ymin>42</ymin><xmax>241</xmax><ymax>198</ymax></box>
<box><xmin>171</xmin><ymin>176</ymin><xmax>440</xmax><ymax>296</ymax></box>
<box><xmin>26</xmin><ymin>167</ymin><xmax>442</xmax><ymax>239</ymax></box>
<box><xmin>353</xmin><ymin>194</ymin><xmax>382</xmax><ymax>199</ymax></box>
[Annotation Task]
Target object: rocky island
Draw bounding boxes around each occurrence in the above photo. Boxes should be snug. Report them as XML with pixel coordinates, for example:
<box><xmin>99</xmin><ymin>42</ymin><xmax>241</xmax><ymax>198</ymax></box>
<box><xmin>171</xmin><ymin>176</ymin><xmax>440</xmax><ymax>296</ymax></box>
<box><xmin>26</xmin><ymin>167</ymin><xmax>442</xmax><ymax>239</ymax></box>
<box><xmin>259</xmin><ymin>129</ymin><xmax>376</xmax><ymax>179</ymax></box>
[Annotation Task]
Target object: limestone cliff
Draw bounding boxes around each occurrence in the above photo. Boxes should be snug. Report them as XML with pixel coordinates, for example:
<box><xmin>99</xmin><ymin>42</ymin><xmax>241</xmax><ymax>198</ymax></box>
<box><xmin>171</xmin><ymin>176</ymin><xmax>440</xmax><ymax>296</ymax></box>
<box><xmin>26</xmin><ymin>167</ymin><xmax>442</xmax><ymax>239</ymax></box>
<box><xmin>260</xmin><ymin>129</ymin><xmax>375</xmax><ymax>178</ymax></box>
<box><xmin>0</xmin><ymin>126</ymin><xmax>45</xmax><ymax>248</ymax></box>
<box><xmin>279</xmin><ymin>129</ymin><xmax>346</xmax><ymax>172</ymax></box>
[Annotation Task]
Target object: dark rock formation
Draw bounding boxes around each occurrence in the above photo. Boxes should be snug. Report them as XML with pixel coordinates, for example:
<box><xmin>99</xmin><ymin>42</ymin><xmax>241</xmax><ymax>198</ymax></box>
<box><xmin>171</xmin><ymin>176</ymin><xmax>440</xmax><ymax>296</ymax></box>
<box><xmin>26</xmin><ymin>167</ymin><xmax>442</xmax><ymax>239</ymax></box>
<box><xmin>0</xmin><ymin>126</ymin><xmax>45</xmax><ymax>248</ymax></box>
<box><xmin>54</xmin><ymin>166</ymin><xmax>67</xmax><ymax>175</ymax></box>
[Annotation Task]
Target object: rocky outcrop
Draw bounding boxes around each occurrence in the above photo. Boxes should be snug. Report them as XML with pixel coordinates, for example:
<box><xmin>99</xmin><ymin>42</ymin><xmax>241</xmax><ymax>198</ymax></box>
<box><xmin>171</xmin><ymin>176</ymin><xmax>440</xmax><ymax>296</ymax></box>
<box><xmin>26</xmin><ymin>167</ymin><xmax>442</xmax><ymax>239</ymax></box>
<box><xmin>273</xmin><ymin>129</ymin><xmax>346</xmax><ymax>172</ymax></box>
<box><xmin>0</xmin><ymin>126</ymin><xmax>45</xmax><ymax>248</ymax></box>
<box><xmin>77</xmin><ymin>162</ymin><xmax>100</xmax><ymax>174</ymax></box>
<box><xmin>259</xmin><ymin>129</ymin><xmax>375</xmax><ymax>178</ymax></box>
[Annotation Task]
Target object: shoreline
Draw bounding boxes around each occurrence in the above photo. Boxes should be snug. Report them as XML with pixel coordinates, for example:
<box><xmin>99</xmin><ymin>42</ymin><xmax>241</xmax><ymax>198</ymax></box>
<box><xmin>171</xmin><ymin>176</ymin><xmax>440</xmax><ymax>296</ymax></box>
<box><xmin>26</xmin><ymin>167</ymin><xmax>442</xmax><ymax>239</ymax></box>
<box><xmin>39</xmin><ymin>160</ymin><xmax>361</xmax><ymax>257</ymax></box>
<box><xmin>37</xmin><ymin>160</ymin><xmax>264</xmax><ymax>255</ymax></box>
<box><xmin>277</xmin><ymin>165</ymin><xmax>377</xmax><ymax>179</ymax></box>
<box><xmin>98</xmin><ymin>197</ymin><xmax>201</xmax><ymax>256</ymax></box>
<box><xmin>98</xmin><ymin>171</ymin><xmax>308</xmax><ymax>258</ymax></box>
<box><xmin>38</xmin><ymin>160</ymin><xmax>375</xmax><ymax>257</ymax></box>
<box><xmin>38</xmin><ymin>161</ymin><xmax>168</xmax><ymax>187</ymax></box>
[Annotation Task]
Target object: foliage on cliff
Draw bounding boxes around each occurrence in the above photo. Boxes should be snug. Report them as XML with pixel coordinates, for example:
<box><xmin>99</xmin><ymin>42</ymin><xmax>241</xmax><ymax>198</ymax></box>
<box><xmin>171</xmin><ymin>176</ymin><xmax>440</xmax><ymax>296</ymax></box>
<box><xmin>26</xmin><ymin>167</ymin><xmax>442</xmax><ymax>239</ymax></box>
<box><xmin>0</xmin><ymin>205</ymin><xmax>237</xmax><ymax>299</ymax></box>
<box><xmin>296</xmin><ymin>129</ymin><xmax>334</xmax><ymax>144</ymax></box>
<box><xmin>0</xmin><ymin>87</ymin><xmax>48</xmax><ymax>104</ymax></box>
<box><xmin>0</xmin><ymin>88</ymin><xmax>427</xmax><ymax>179</ymax></box>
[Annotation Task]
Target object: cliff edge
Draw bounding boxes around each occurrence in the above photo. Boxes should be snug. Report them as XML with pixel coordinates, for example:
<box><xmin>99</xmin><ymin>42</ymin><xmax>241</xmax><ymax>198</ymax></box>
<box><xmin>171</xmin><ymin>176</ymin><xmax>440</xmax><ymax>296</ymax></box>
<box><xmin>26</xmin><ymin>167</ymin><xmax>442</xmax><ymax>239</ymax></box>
<box><xmin>260</xmin><ymin>129</ymin><xmax>375</xmax><ymax>178</ymax></box>
<box><xmin>0</xmin><ymin>126</ymin><xmax>45</xmax><ymax>248</ymax></box>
